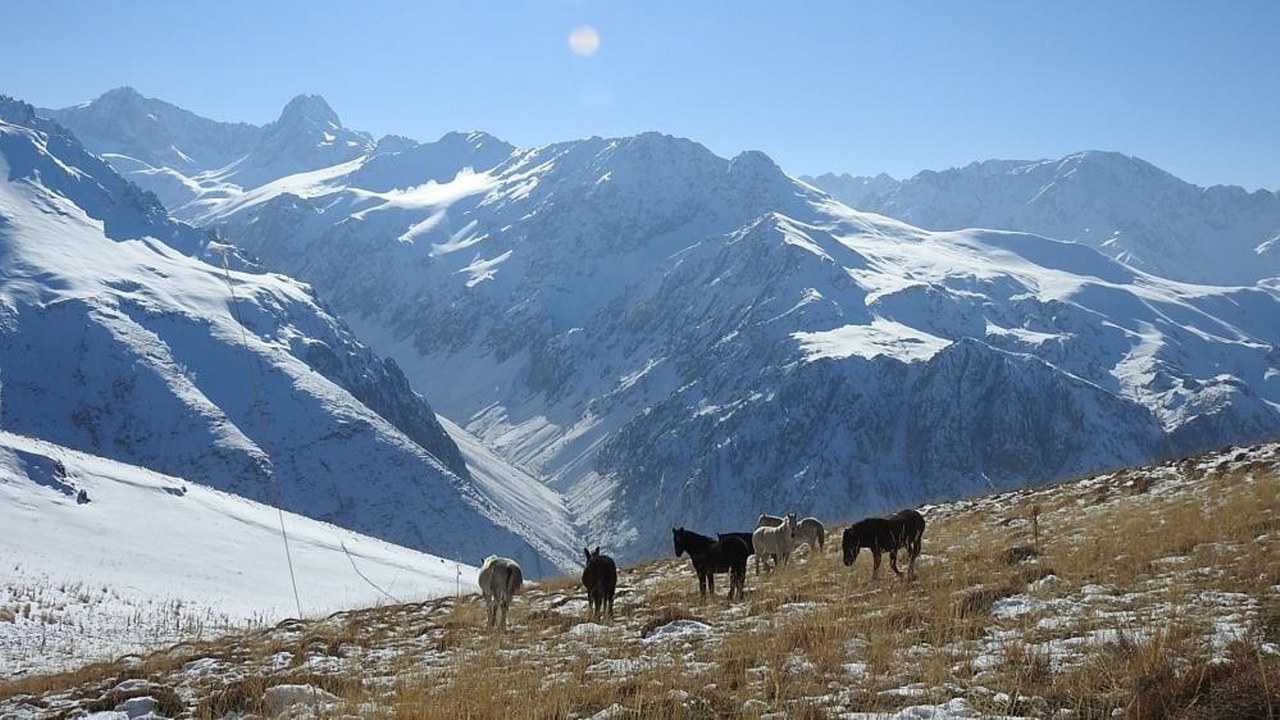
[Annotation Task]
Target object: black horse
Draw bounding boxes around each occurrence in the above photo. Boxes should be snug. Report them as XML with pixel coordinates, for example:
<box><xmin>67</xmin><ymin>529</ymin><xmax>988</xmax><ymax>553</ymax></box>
<box><xmin>673</xmin><ymin>527</ymin><xmax>750</xmax><ymax>601</ymax></box>
<box><xmin>581</xmin><ymin>546</ymin><xmax>617</xmax><ymax>621</ymax></box>
<box><xmin>716</xmin><ymin>530</ymin><xmax>762</xmax><ymax>573</ymax></box>
<box><xmin>841</xmin><ymin>508</ymin><xmax>925</xmax><ymax>580</ymax></box>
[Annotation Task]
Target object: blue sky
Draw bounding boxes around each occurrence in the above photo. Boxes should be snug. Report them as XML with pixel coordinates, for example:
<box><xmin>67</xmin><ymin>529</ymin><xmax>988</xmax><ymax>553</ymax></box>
<box><xmin>6</xmin><ymin>1</ymin><xmax>1278</xmax><ymax>190</ymax></box>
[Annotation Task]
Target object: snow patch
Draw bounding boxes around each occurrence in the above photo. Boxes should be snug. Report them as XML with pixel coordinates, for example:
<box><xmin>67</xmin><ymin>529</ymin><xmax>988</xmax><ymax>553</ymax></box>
<box><xmin>794</xmin><ymin>318</ymin><xmax>951</xmax><ymax>362</ymax></box>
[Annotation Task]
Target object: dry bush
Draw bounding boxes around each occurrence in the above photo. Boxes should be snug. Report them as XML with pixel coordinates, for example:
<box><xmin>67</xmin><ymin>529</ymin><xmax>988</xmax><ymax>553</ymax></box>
<box><xmin>953</xmin><ymin>584</ymin><xmax>1019</xmax><ymax>620</ymax></box>
<box><xmin>81</xmin><ymin>682</ymin><xmax>184</xmax><ymax>717</ymax></box>
<box><xmin>1126</xmin><ymin>652</ymin><xmax>1280</xmax><ymax>720</ymax></box>
<box><xmin>196</xmin><ymin>671</ymin><xmax>360</xmax><ymax>719</ymax></box>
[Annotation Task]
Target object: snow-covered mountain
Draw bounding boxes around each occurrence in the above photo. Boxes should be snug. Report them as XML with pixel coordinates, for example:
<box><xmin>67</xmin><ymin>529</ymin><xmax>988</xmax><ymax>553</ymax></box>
<box><xmin>0</xmin><ymin>430</ymin><xmax>477</xmax><ymax>677</ymax></box>
<box><xmin>0</xmin><ymin>96</ymin><xmax>577</xmax><ymax>574</ymax></box>
<box><xmin>41</xmin><ymin>92</ymin><xmax>1280</xmax><ymax>562</ymax></box>
<box><xmin>168</xmin><ymin>123</ymin><xmax>1278</xmax><ymax>560</ymax></box>
<box><xmin>42</xmin><ymin>87</ymin><xmax>375</xmax><ymax>218</ymax></box>
<box><xmin>803</xmin><ymin>152</ymin><xmax>1280</xmax><ymax>285</ymax></box>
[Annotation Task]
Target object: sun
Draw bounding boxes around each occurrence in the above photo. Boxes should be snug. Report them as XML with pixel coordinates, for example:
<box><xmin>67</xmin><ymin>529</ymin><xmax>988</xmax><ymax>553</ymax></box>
<box><xmin>568</xmin><ymin>26</ymin><xmax>601</xmax><ymax>57</ymax></box>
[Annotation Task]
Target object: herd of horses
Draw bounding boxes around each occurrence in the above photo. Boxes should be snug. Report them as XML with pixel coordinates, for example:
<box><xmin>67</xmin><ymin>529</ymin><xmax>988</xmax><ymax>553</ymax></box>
<box><xmin>477</xmin><ymin>508</ymin><xmax>925</xmax><ymax>631</ymax></box>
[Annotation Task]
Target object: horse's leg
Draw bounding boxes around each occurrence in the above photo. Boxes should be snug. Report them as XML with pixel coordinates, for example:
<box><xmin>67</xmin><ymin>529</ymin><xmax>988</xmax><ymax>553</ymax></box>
<box><xmin>872</xmin><ymin>550</ymin><xmax>882</xmax><ymax>579</ymax></box>
<box><xmin>707</xmin><ymin>571</ymin><xmax>716</xmax><ymax>599</ymax></box>
<box><xmin>889</xmin><ymin>549</ymin><xmax>904</xmax><ymax>578</ymax></box>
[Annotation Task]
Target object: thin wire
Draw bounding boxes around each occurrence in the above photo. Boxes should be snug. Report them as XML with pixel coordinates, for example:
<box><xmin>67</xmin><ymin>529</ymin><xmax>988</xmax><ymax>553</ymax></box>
<box><xmin>217</xmin><ymin>249</ymin><xmax>305</xmax><ymax>622</ymax></box>
<box><xmin>340</xmin><ymin>541</ymin><xmax>402</xmax><ymax>604</ymax></box>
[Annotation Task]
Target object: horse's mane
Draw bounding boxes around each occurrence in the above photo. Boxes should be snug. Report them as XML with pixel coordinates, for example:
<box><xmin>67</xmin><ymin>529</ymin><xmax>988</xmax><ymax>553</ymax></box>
<box><xmin>675</xmin><ymin>527</ymin><xmax>715</xmax><ymax>544</ymax></box>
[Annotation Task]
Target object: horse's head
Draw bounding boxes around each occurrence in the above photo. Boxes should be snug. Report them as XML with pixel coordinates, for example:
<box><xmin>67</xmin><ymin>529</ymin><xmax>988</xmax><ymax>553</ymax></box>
<box><xmin>673</xmin><ymin>527</ymin><xmax>685</xmax><ymax>557</ymax></box>
<box><xmin>786</xmin><ymin>512</ymin><xmax>798</xmax><ymax>537</ymax></box>
<box><xmin>842</xmin><ymin>525</ymin><xmax>861</xmax><ymax>567</ymax></box>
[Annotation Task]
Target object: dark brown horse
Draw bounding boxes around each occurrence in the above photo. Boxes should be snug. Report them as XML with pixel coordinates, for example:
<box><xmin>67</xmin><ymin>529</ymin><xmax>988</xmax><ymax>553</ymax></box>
<box><xmin>717</xmin><ymin>531</ymin><xmax>760</xmax><ymax>574</ymax></box>
<box><xmin>581</xmin><ymin>546</ymin><xmax>617</xmax><ymax>621</ymax></box>
<box><xmin>841</xmin><ymin>509</ymin><xmax>925</xmax><ymax>580</ymax></box>
<box><xmin>673</xmin><ymin>527</ymin><xmax>749</xmax><ymax>601</ymax></box>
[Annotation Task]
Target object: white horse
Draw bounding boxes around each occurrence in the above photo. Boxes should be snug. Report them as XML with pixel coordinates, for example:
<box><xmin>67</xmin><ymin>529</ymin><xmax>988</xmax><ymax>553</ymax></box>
<box><xmin>752</xmin><ymin>513</ymin><xmax>797</xmax><ymax>572</ymax></box>
<box><xmin>794</xmin><ymin>517</ymin><xmax>826</xmax><ymax>552</ymax></box>
<box><xmin>756</xmin><ymin>513</ymin><xmax>785</xmax><ymax>528</ymax></box>
<box><xmin>478</xmin><ymin>555</ymin><xmax>523</xmax><ymax>630</ymax></box>
<box><xmin>754</xmin><ymin>513</ymin><xmax>785</xmax><ymax>571</ymax></box>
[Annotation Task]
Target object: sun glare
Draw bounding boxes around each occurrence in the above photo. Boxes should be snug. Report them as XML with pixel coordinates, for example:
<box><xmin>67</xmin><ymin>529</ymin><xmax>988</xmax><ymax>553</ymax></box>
<box><xmin>568</xmin><ymin>26</ymin><xmax>601</xmax><ymax>56</ymax></box>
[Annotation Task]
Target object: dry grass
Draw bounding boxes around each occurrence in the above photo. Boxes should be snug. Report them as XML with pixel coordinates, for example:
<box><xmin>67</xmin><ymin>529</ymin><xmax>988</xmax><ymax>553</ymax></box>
<box><xmin>3</xmin><ymin>444</ymin><xmax>1279</xmax><ymax>718</ymax></box>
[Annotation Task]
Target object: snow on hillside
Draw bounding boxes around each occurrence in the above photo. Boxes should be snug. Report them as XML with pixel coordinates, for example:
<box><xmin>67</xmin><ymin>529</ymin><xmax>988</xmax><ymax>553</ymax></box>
<box><xmin>804</xmin><ymin>151</ymin><xmax>1280</xmax><ymax>285</ymax></box>
<box><xmin>0</xmin><ymin>431</ymin><xmax>475</xmax><ymax>678</ymax></box>
<box><xmin>0</xmin><ymin>97</ymin><xmax>576</xmax><ymax>575</ymax></box>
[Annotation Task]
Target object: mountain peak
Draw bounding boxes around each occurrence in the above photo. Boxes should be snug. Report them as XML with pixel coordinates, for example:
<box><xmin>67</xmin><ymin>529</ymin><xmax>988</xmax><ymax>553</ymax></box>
<box><xmin>277</xmin><ymin>94</ymin><xmax>341</xmax><ymax>130</ymax></box>
<box><xmin>99</xmin><ymin>86</ymin><xmax>143</xmax><ymax>101</ymax></box>
<box><xmin>0</xmin><ymin>95</ymin><xmax>37</xmax><ymax>126</ymax></box>
<box><xmin>373</xmin><ymin>134</ymin><xmax>418</xmax><ymax>155</ymax></box>
<box><xmin>729</xmin><ymin>149</ymin><xmax>783</xmax><ymax>175</ymax></box>
<box><xmin>85</xmin><ymin>86</ymin><xmax>152</xmax><ymax>112</ymax></box>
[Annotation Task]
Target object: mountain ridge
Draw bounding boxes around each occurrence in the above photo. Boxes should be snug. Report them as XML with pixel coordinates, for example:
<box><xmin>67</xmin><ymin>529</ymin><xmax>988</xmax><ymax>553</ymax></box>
<box><xmin>803</xmin><ymin>151</ymin><xmax>1280</xmax><ymax>285</ymax></box>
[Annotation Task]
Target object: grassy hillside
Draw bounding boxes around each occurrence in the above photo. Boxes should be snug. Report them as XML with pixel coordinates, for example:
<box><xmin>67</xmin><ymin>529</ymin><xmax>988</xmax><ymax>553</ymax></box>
<box><xmin>3</xmin><ymin>442</ymin><xmax>1277</xmax><ymax>719</ymax></box>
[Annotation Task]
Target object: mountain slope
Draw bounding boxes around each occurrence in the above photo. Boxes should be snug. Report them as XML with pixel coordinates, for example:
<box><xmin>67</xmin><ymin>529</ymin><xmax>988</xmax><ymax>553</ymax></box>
<box><xmin>0</xmin><ymin>430</ymin><xmax>477</xmax><ymax>677</ymax></box>
<box><xmin>803</xmin><ymin>151</ymin><xmax>1280</xmax><ymax>285</ymax></box>
<box><xmin>195</xmin><ymin>127</ymin><xmax>1280</xmax><ymax>560</ymax></box>
<box><xmin>0</xmin><ymin>97</ymin><xmax>576</xmax><ymax>573</ymax></box>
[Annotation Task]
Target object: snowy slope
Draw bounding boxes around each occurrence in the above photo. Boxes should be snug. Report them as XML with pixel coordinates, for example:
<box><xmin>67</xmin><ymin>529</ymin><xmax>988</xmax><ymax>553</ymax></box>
<box><xmin>803</xmin><ymin>152</ymin><xmax>1280</xmax><ymax>285</ymax></box>
<box><xmin>0</xmin><ymin>430</ymin><xmax>476</xmax><ymax>677</ymax></box>
<box><xmin>0</xmin><ymin>97</ymin><xmax>575</xmax><ymax>574</ymax></box>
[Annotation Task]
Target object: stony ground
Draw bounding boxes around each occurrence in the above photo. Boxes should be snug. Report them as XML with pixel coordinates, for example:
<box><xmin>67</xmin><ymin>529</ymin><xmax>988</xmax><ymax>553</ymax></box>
<box><xmin>2</xmin><ymin>443</ymin><xmax>1278</xmax><ymax>719</ymax></box>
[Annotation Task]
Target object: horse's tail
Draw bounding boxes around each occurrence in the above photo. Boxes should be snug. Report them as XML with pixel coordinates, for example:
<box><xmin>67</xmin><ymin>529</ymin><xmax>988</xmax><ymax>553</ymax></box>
<box><xmin>910</xmin><ymin>515</ymin><xmax>925</xmax><ymax>557</ymax></box>
<box><xmin>507</xmin><ymin>564</ymin><xmax>524</xmax><ymax>598</ymax></box>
